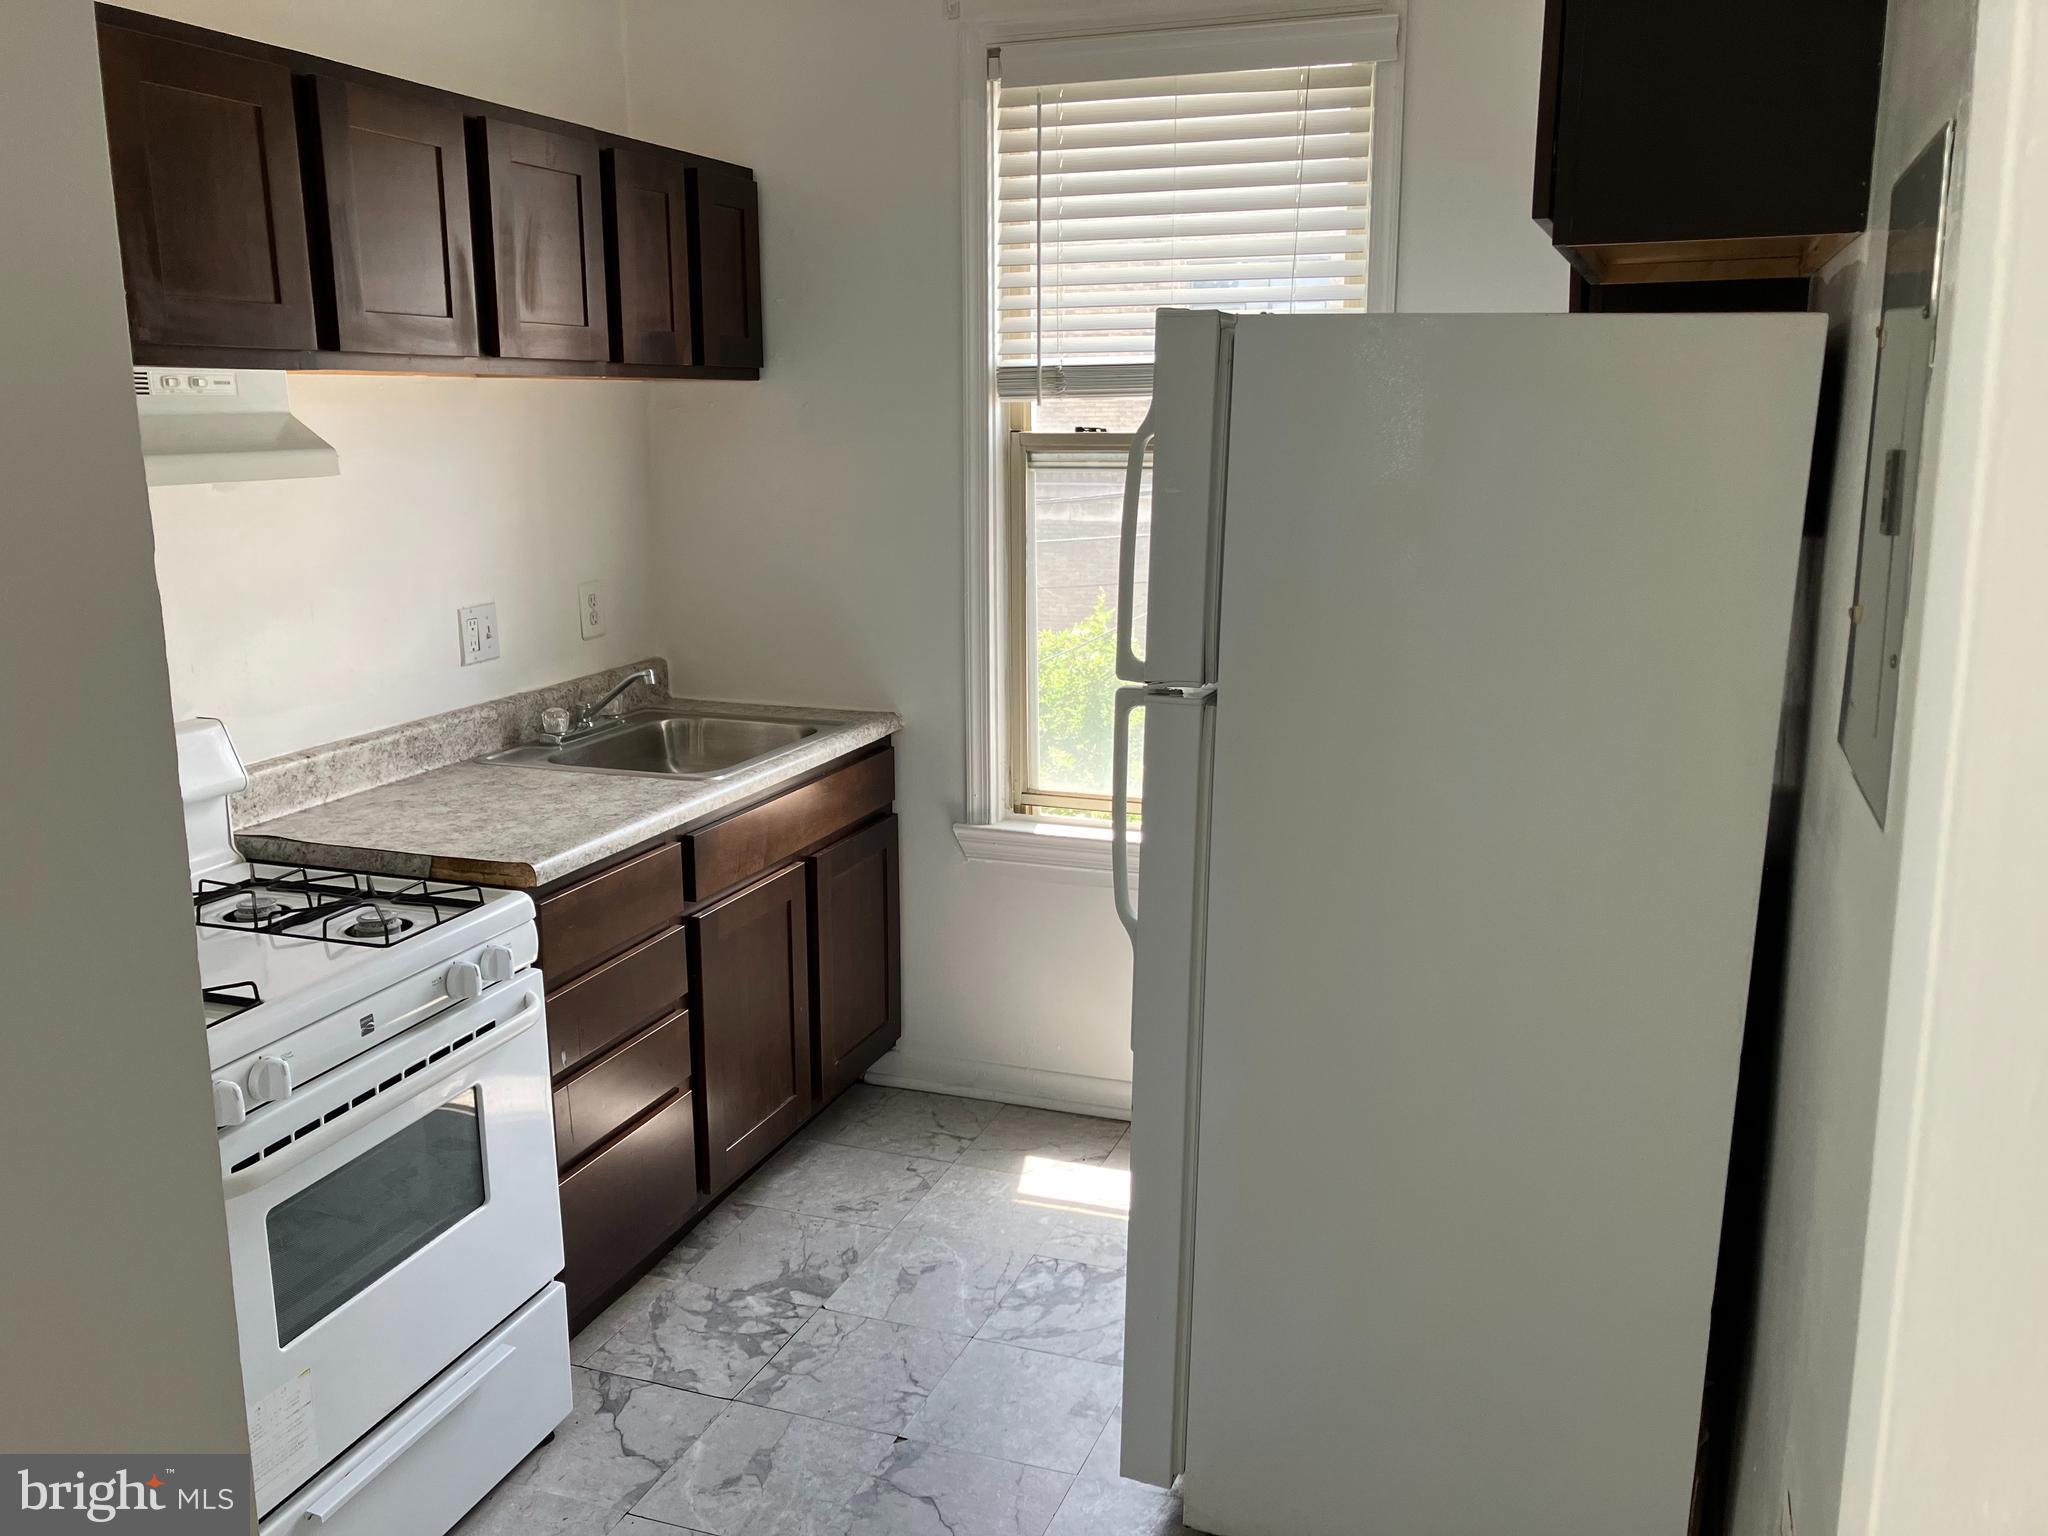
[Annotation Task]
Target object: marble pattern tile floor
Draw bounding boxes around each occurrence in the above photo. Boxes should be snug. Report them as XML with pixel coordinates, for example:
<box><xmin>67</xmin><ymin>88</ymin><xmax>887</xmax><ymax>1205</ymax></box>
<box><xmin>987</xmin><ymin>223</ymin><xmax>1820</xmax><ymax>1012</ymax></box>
<box><xmin>457</xmin><ymin>1090</ymin><xmax>1202</xmax><ymax>1536</ymax></box>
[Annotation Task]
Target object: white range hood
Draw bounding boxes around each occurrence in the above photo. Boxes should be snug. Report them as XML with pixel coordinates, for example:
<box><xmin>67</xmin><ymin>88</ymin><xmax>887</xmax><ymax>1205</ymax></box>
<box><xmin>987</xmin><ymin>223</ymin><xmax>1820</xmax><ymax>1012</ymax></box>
<box><xmin>134</xmin><ymin>367</ymin><xmax>338</xmax><ymax>487</ymax></box>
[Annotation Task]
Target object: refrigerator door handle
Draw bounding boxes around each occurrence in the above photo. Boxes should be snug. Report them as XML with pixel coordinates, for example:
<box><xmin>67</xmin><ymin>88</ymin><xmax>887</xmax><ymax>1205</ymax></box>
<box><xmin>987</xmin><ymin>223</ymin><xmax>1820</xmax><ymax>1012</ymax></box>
<box><xmin>1112</xmin><ymin>685</ymin><xmax>1145</xmax><ymax>939</ymax></box>
<box><xmin>1115</xmin><ymin>407</ymin><xmax>1157</xmax><ymax>682</ymax></box>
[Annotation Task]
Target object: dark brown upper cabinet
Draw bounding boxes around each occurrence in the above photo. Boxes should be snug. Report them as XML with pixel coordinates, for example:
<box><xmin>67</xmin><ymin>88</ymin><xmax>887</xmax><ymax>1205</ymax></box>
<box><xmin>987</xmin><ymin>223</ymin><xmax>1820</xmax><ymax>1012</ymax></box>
<box><xmin>692</xmin><ymin>164</ymin><xmax>764</xmax><ymax>369</ymax></box>
<box><xmin>604</xmin><ymin>144</ymin><xmax>694</xmax><ymax>367</ymax></box>
<box><xmin>474</xmin><ymin>117</ymin><xmax>609</xmax><ymax>363</ymax></box>
<box><xmin>92</xmin><ymin>5</ymin><xmax>758</xmax><ymax>379</ymax></box>
<box><xmin>97</xmin><ymin>20</ymin><xmax>317</xmax><ymax>351</ymax></box>
<box><xmin>308</xmin><ymin>77</ymin><xmax>477</xmax><ymax>356</ymax></box>
<box><xmin>1532</xmin><ymin>0</ymin><xmax>1886</xmax><ymax>284</ymax></box>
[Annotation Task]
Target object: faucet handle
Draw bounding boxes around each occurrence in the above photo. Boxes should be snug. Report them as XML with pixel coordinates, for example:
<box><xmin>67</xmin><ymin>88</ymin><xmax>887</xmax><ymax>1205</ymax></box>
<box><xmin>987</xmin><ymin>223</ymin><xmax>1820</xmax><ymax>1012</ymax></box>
<box><xmin>539</xmin><ymin>707</ymin><xmax>572</xmax><ymax>738</ymax></box>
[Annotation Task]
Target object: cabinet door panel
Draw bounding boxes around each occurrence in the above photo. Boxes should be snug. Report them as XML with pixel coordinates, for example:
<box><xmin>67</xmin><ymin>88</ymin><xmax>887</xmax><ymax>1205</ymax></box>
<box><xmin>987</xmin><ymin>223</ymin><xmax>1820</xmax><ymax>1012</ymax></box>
<box><xmin>810</xmin><ymin>816</ymin><xmax>900</xmax><ymax>1101</ymax></box>
<box><xmin>312</xmin><ymin>77</ymin><xmax>477</xmax><ymax>356</ymax></box>
<box><xmin>695</xmin><ymin>862</ymin><xmax>811</xmax><ymax>1192</ymax></box>
<box><xmin>605</xmin><ymin>145</ymin><xmax>693</xmax><ymax>366</ymax></box>
<box><xmin>97</xmin><ymin>22</ymin><xmax>316</xmax><ymax>350</ymax></box>
<box><xmin>477</xmin><ymin>117</ymin><xmax>608</xmax><ymax>361</ymax></box>
<box><xmin>691</xmin><ymin>164</ymin><xmax>763</xmax><ymax>369</ymax></box>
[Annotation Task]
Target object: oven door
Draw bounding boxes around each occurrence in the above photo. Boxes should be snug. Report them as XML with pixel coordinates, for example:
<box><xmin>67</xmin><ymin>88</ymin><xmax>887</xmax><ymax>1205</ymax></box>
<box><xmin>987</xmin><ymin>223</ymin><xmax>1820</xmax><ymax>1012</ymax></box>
<box><xmin>220</xmin><ymin>969</ymin><xmax>562</xmax><ymax>1516</ymax></box>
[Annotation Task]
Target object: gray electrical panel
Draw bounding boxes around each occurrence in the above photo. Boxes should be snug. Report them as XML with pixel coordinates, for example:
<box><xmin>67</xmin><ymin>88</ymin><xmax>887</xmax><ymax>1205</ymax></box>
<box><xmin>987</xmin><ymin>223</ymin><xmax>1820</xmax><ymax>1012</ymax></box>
<box><xmin>1840</xmin><ymin>122</ymin><xmax>1955</xmax><ymax>823</ymax></box>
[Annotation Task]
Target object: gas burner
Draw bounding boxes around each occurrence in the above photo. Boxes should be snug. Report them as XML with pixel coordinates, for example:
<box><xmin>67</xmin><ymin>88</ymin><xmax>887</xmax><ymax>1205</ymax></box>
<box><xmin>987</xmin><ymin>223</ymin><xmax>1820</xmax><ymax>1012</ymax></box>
<box><xmin>341</xmin><ymin>906</ymin><xmax>414</xmax><ymax>941</ymax></box>
<box><xmin>221</xmin><ymin>894</ymin><xmax>291</xmax><ymax>925</ymax></box>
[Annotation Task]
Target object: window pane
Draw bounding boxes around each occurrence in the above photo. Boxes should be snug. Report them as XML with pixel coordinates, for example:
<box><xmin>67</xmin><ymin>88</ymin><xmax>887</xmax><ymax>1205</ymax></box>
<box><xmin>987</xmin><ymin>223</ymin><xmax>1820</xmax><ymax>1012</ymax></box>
<box><xmin>1026</xmin><ymin>448</ymin><xmax>1147</xmax><ymax>804</ymax></box>
<box><xmin>1031</xmin><ymin>396</ymin><xmax>1152</xmax><ymax>433</ymax></box>
<box><xmin>266</xmin><ymin>1089</ymin><xmax>486</xmax><ymax>1344</ymax></box>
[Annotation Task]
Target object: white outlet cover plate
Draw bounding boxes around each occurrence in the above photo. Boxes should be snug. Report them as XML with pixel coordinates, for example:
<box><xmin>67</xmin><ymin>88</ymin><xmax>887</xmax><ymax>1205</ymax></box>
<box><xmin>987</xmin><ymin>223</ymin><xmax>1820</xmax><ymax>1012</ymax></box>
<box><xmin>458</xmin><ymin>602</ymin><xmax>500</xmax><ymax>665</ymax></box>
<box><xmin>578</xmin><ymin>581</ymin><xmax>606</xmax><ymax>640</ymax></box>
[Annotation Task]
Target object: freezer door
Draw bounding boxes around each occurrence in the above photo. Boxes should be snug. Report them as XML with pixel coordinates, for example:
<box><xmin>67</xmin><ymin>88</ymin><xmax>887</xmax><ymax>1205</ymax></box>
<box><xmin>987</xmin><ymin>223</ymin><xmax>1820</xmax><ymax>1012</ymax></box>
<box><xmin>1119</xmin><ymin>309</ymin><xmax>1231</xmax><ymax>686</ymax></box>
<box><xmin>1178</xmin><ymin>313</ymin><xmax>1823</xmax><ymax>1536</ymax></box>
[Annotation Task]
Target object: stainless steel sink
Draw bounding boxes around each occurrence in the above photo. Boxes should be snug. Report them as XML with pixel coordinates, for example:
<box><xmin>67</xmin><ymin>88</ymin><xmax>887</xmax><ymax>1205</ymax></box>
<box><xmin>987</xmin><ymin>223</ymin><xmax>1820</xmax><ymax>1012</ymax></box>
<box><xmin>479</xmin><ymin>709</ymin><xmax>829</xmax><ymax>780</ymax></box>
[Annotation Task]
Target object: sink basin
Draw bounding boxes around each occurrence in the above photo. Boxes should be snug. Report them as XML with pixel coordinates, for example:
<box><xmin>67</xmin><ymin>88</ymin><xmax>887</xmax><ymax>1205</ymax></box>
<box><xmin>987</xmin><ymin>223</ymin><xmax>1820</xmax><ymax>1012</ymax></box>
<box><xmin>479</xmin><ymin>709</ymin><xmax>829</xmax><ymax>780</ymax></box>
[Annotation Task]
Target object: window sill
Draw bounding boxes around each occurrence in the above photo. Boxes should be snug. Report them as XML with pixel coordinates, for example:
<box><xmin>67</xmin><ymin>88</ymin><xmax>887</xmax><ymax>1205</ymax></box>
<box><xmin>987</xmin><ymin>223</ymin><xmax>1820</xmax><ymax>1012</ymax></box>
<box><xmin>952</xmin><ymin>817</ymin><xmax>1139</xmax><ymax>884</ymax></box>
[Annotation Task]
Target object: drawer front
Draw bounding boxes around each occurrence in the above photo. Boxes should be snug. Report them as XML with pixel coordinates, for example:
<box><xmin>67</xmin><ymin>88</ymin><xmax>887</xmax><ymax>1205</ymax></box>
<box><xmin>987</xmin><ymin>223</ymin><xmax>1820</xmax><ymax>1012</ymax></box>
<box><xmin>556</xmin><ymin>1008</ymin><xmax>691</xmax><ymax>1169</ymax></box>
<box><xmin>539</xmin><ymin>842</ymin><xmax>683</xmax><ymax>984</ymax></box>
<box><xmin>546</xmin><ymin>923</ymin><xmax>688</xmax><ymax>1076</ymax></box>
<box><xmin>686</xmin><ymin>746</ymin><xmax>894</xmax><ymax>900</ymax></box>
<box><xmin>558</xmin><ymin>1090</ymin><xmax>698</xmax><ymax>1323</ymax></box>
<box><xmin>257</xmin><ymin>1283</ymin><xmax>571</xmax><ymax>1536</ymax></box>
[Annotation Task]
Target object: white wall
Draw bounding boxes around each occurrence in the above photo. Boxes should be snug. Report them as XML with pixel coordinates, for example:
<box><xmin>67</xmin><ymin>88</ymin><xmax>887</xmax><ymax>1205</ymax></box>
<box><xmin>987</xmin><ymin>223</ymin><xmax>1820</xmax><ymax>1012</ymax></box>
<box><xmin>0</xmin><ymin>0</ymin><xmax>248</xmax><ymax>1459</ymax></box>
<box><xmin>151</xmin><ymin>379</ymin><xmax>660</xmax><ymax>763</ymax></box>
<box><xmin>1848</xmin><ymin>10</ymin><xmax>2048</xmax><ymax>1517</ymax></box>
<box><xmin>1727</xmin><ymin>0</ymin><xmax>1986</xmax><ymax>1531</ymax></box>
<box><xmin>621</xmin><ymin>0</ymin><xmax>1567</xmax><ymax>1108</ymax></box>
<box><xmin>127</xmin><ymin>0</ymin><xmax>661</xmax><ymax>765</ymax></box>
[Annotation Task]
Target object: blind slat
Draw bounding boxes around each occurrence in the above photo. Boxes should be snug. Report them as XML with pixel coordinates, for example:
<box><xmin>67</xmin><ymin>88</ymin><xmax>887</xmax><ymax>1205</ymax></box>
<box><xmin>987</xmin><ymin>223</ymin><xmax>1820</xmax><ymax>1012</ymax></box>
<box><xmin>997</xmin><ymin>232</ymin><xmax>1369</xmax><ymax>268</ymax></box>
<box><xmin>996</xmin><ymin>56</ymin><xmax>1376</xmax><ymax>388</ymax></box>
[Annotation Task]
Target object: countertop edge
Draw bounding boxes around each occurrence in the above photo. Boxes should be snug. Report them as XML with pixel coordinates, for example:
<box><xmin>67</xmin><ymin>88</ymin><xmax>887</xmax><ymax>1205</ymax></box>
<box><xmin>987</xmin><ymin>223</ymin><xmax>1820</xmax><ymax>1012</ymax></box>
<box><xmin>236</xmin><ymin>708</ymin><xmax>901</xmax><ymax>889</ymax></box>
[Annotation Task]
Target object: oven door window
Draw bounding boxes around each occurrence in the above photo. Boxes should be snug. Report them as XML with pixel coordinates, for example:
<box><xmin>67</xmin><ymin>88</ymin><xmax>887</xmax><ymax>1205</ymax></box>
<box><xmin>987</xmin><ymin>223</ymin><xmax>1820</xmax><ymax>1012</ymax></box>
<box><xmin>267</xmin><ymin>1089</ymin><xmax>486</xmax><ymax>1345</ymax></box>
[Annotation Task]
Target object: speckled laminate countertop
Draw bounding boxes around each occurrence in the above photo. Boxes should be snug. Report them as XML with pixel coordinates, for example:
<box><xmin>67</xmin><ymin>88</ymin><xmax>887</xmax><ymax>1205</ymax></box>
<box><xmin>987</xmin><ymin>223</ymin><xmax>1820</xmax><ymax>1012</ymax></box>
<box><xmin>236</xmin><ymin>698</ymin><xmax>900</xmax><ymax>888</ymax></box>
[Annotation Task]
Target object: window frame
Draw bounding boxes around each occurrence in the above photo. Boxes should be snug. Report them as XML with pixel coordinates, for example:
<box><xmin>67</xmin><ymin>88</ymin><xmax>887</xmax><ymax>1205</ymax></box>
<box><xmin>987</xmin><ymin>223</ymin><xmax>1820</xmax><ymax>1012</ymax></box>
<box><xmin>1006</xmin><ymin>413</ymin><xmax>1150</xmax><ymax>819</ymax></box>
<box><xmin>955</xmin><ymin>6</ymin><xmax>1404</xmax><ymax>873</ymax></box>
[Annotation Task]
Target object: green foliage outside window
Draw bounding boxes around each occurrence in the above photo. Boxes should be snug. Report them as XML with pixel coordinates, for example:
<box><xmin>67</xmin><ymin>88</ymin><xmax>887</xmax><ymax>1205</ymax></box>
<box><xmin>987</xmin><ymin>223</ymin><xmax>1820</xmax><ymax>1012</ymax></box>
<box><xmin>1035</xmin><ymin>594</ymin><xmax>1143</xmax><ymax>812</ymax></box>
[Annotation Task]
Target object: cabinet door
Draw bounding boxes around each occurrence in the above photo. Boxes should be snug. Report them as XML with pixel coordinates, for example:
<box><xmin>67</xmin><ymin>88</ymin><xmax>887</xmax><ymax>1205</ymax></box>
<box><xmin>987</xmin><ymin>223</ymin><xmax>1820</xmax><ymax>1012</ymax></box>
<box><xmin>604</xmin><ymin>144</ymin><xmax>693</xmax><ymax>366</ymax></box>
<box><xmin>691</xmin><ymin>164</ymin><xmax>763</xmax><ymax>369</ymax></box>
<box><xmin>694</xmin><ymin>862</ymin><xmax>811</xmax><ymax>1192</ymax></box>
<box><xmin>310</xmin><ymin>77</ymin><xmax>477</xmax><ymax>356</ymax></box>
<box><xmin>476</xmin><ymin>117</ymin><xmax>608</xmax><ymax>362</ymax></box>
<box><xmin>97</xmin><ymin>22</ymin><xmax>316</xmax><ymax>351</ymax></box>
<box><xmin>809</xmin><ymin>816</ymin><xmax>900</xmax><ymax>1102</ymax></box>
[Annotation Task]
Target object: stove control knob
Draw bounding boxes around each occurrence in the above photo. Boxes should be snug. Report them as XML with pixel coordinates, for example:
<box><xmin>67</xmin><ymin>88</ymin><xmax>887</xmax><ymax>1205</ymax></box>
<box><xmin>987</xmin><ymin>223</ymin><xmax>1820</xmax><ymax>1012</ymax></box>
<box><xmin>479</xmin><ymin>944</ymin><xmax>516</xmax><ymax>985</ymax></box>
<box><xmin>445</xmin><ymin>960</ymin><xmax>484</xmax><ymax>1001</ymax></box>
<box><xmin>246</xmin><ymin>1056</ymin><xmax>292</xmax><ymax>1106</ymax></box>
<box><xmin>213</xmin><ymin>1079</ymin><xmax>247</xmax><ymax>1128</ymax></box>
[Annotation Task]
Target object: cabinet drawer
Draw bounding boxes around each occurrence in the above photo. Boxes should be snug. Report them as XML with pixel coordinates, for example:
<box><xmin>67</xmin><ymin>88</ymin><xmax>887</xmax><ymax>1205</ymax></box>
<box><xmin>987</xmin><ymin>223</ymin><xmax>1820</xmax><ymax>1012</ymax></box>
<box><xmin>686</xmin><ymin>747</ymin><xmax>894</xmax><ymax>900</ymax></box>
<box><xmin>539</xmin><ymin>843</ymin><xmax>683</xmax><ymax>984</ymax></box>
<box><xmin>558</xmin><ymin>1089</ymin><xmax>698</xmax><ymax>1322</ymax></box>
<box><xmin>546</xmin><ymin>923</ymin><xmax>688</xmax><ymax>1077</ymax></box>
<box><xmin>554</xmin><ymin>1008</ymin><xmax>691</xmax><ymax>1169</ymax></box>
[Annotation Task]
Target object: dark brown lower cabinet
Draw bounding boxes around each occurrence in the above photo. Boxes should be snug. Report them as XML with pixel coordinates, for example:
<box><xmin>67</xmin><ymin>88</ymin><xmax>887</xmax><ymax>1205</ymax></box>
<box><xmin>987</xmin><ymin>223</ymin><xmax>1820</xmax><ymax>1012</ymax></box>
<box><xmin>694</xmin><ymin>862</ymin><xmax>813</xmax><ymax>1191</ymax></box>
<box><xmin>532</xmin><ymin>744</ymin><xmax>895</xmax><ymax>1329</ymax></box>
<box><xmin>809</xmin><ymin>815</ymin><xmax>900</xmax><ymax>1102</ymax></box>
<box><xmin>558</xmin><ymin>1090</ymin><xmax>697</xmax><ymax>1318</ymax></box>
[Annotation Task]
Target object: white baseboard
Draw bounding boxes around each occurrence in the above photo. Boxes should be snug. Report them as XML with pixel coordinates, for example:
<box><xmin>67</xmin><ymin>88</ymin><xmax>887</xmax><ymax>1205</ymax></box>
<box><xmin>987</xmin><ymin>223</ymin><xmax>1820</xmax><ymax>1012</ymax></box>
<box><xmin>863</xmin><ymin>1047</ymin><xmax>1133</xmax><ymax>1120</ymax></box>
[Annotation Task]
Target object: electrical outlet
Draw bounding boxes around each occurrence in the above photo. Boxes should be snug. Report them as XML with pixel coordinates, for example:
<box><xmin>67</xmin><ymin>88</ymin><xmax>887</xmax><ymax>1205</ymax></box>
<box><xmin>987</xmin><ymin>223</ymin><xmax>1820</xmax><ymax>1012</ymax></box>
<box><xmin>578</xmin><ymin>581</ymin><xmax>607</xmax><ymax>640</ymax></box>
<box><xmin>458</xmin><ymin>602</ymin><xmax>500</xmax><ymax>665</ymax></box>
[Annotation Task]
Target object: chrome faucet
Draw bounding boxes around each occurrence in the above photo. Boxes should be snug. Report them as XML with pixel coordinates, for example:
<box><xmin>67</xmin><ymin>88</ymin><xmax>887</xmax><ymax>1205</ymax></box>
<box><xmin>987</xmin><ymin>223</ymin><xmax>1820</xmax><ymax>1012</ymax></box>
<box><xmin>550</xmin><ymin>668</ymin><xmax>657</xmax><ymax>740</ymax></box>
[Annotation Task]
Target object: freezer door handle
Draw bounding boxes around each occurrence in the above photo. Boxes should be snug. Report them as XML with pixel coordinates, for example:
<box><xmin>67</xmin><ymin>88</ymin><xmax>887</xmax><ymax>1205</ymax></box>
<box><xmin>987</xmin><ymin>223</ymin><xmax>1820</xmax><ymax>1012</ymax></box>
<box><xmin>1112</xmin><ymin>685</ymin><xmax>1145</xmax><ymax>939</ymax></box>
<box><xmin>1115</xmin><ymin>408</ymin><xmax>1157</xmax><ymax>682</ymax></box>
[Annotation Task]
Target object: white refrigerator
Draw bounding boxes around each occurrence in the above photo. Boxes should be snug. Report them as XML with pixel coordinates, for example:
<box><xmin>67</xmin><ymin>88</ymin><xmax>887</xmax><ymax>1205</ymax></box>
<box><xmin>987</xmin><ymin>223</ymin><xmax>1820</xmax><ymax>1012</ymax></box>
<box><xmin>1112</xmin><ymin>310</ymin><xmax>1824</xmax><ymax>1536</ymax></box>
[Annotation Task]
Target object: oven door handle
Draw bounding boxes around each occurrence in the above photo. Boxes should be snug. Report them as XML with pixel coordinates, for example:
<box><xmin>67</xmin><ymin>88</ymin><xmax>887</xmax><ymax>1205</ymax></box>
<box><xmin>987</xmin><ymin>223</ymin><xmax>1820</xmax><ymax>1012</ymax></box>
<box><xmin>301</xmin><ymin>1338</ymin><xmax>519</xmax><ymax>1523</ymax></box>
<box><xmin>221</xmin><ymin>990</ymin><xmax>540</xmax><ymax>1199</ymax></box>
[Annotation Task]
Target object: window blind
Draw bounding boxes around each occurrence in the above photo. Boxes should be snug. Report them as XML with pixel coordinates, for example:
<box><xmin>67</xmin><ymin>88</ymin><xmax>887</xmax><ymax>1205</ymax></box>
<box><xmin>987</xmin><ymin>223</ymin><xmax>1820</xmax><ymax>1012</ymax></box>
<box><xmin>995</xmin><ymin>41</ymin><xmax>1384</xmax><ymax>400</ymax></box>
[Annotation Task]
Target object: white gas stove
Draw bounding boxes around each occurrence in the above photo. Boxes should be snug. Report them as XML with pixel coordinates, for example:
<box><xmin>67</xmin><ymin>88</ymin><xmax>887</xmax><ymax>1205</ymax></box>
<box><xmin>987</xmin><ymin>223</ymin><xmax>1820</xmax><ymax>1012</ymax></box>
<box><xmin>178</xmin><ymin>720</ymin><xmax>539</xmax><ymax>1130</ymax></box>
<box><xmin>177</xmin><ymin>719</ymin><xmax>569</xmax><ymax>1532</ymax></box>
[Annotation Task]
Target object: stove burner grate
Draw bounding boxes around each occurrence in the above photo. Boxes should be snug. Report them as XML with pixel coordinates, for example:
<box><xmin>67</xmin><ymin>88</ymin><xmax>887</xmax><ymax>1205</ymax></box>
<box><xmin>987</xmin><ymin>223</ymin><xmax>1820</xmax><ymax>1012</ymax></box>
<box><xmin>195</xmin><ymin>865</ymin><xmax>487</xmax><ymax>948</ymax></box>
<box><xmin>202</xmin><ymin>980</ymin><xmax>263</xmax><ymax>1026</ymax></box>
